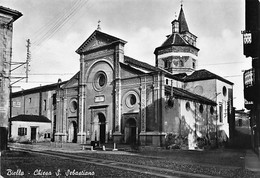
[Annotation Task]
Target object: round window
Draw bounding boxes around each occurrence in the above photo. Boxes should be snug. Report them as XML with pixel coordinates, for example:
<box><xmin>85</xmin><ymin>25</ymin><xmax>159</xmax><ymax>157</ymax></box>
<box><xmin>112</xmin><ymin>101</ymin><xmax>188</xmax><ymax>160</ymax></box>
<box><xmin>98</xmin><ymin>74</ymin><xmax>106</xmax><ymax>87</ymax></box>
<box><xmin>126</xmin><ymin>94</ymin><xmax>137</xmax><ymax>108</ymax></box>
<box><xmin>70</xmin><ymin>100</ymin><xmax>78</xmax><ymax>112</ymax></box>
<box><xmin>222</xmin><ymin>86</ymin><xmax>227</xmax><ymax>97</ymax></box>
<box><xmin>93</xmin><ymin>71</ymin><xmax>107</xmax><ymax>91</ymax></box>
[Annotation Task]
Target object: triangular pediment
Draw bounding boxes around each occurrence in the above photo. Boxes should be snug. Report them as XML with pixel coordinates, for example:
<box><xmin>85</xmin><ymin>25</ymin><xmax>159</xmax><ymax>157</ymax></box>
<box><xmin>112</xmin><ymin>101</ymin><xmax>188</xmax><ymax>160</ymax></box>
<box><xmin>76</xmin><ymin>30</ymin><xmax>126</xmax><ymax>54</ymax></box>
<box><xmin>61</xmin><ymin>72</ymin><xmax>79</xmax><ymax>89</ymax></box>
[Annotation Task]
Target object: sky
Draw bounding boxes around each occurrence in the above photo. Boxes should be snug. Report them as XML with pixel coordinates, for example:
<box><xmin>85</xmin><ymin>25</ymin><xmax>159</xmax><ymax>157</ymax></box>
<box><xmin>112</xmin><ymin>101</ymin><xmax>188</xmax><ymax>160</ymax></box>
<box><xmin>2</xmin><ymin>0</ymin><xmax>251</xmax><ymax>109</ymax></box>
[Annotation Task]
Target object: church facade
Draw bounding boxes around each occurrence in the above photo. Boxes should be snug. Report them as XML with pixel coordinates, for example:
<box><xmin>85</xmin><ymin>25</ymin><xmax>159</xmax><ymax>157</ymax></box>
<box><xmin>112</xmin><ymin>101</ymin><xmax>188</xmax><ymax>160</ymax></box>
<box><xmin>11</xmin><ymin>6</ymin><xmax>233</xmax><ymax>149</ymax></box>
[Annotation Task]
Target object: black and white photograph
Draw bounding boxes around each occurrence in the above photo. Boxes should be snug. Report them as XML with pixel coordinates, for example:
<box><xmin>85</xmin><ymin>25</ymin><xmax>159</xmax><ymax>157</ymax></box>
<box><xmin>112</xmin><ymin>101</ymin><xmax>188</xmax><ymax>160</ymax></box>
<box><xmin>0</xmin><ymin>0</ymin><xmax>260</xmax><ymax>177</ymax></box>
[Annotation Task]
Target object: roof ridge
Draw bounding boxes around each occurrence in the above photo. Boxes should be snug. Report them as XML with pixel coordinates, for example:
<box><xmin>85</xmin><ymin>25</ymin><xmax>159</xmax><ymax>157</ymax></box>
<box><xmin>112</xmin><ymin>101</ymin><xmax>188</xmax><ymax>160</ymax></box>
<box><xmin>184</xmin><ymin>69</ymin><xmax>233</xmax><ymax>85</ymax></box>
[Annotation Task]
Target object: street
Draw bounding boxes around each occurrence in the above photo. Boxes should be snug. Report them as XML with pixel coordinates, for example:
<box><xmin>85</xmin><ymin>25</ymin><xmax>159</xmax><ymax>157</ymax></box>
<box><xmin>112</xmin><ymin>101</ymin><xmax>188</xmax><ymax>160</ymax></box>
<box><xmin>0</xmin><ymin>143</ymin><xmax>259</xmax><ymax>178</ymax></box>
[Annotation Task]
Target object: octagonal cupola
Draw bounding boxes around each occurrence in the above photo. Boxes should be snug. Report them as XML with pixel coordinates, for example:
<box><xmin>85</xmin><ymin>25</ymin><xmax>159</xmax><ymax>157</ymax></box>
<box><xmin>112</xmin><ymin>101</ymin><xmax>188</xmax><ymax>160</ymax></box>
<box><xmin>154</xmin><ymin>5</ymin><xmax>199</xmax><ymax>75</ymax></box>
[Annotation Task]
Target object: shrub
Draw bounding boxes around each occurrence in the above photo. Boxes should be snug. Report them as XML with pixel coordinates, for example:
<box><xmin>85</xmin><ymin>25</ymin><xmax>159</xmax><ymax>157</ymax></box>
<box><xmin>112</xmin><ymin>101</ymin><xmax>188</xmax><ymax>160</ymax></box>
<box><xmin>165</xmin><ymin>133</ymin><xmax>188</xmax><ymax>149</ymax></box>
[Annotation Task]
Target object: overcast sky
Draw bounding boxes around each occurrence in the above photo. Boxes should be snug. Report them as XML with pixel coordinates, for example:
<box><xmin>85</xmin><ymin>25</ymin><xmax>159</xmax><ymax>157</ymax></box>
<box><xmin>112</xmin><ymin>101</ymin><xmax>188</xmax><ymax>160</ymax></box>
<box><xmin>2</xmin><ymin>0</ymin><xmax>250</xmax><ymax>109</ymax></box>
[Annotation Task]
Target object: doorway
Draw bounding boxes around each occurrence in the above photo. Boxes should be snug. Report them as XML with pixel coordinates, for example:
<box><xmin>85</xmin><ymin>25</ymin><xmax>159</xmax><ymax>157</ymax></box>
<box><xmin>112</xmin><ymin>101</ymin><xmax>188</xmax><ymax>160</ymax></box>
<box><xmin>125</xmin><ymin>118</ymin><xmax>137</xmax><ymax>144</ymax></box>
<box><xmin>31</xmin><ymin>127</ymin><xmax>37</xmax><ymax>141</ymax></box>
<box><xmin>68</xmin><ymin>121</ymin><xmax>77</xmax><ymax>143</ymax></box>
<box><xmin>98</xmin><ymin>113</ymin><xmax>106</xmax><ymax>144</ymax></box>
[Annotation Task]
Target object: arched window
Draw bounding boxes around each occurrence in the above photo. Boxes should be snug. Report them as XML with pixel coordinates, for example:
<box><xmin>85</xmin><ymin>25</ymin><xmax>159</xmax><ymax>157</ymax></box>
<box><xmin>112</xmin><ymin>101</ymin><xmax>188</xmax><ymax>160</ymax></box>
<box><xmin>179</xmin><ymin>60</ymin><xmax>184</xmax><ymax>67</ymax></box>
<box><xmin>222</xmin><ymin>86</ymin><xmax>227</xmax><ymax>97</ymax></box>
<box><xmin>186</xmin><ymin>102</ymin><xmax>190</xmax><ymax>111</ymax></box>
<box><xmin>199</xmin><ymin>104</ymin><xmax>204</xmax><ymax>113</ymax></box>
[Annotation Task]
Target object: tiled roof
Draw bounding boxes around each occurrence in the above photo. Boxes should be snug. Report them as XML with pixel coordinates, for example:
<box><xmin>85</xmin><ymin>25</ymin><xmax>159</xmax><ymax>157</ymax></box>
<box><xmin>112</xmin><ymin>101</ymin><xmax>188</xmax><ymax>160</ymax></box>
<box><xmin>11</xmin><ymin>80</ymin><xmax>68</xmax><ymax>98</ymax></box>
<box><xmin>184</xmin><ymin>69</ymin><xmax>233</xmax><ymax>85</ymax></box>
<box><xmin>10</xmin><ymin>115</ymin><xmax>51</xmax><ymax>123</ymax></box>
<box><xmin>120</xmin><ymin>62</ymin><xmax>145</xmax><ymax>75</ymax></box>
<box><xmin>61</xmin><ymin>72</ymin><xmax>79</xmax><ymax>89</ymax></box>
<box><xmin>172</xmin><ymin>73</ymin><xmax>188</xmax><ymax>79</ymax></box>
<box><xmin>124</xmin><ymin>56</ymin><xmax>184</xmax><ymax>81</ymax></box>
<box><xmin>161</xmin><ymin>33</ymin><xmax>188</xmax><ymax>47</ymax></box>
<box><xmin>124</xmin><ymin>56</ymin><xmax>160</xmax><ymax>72</ymax></box>
<box><xmin>165</xmin><ymin>86</ymin><xmax>216</xmax><ymax>105</ymax></box>
<box><xmin>178</xmin><ymin>6</ymin><xmax>189</xmax><ymax>33</ymax></box>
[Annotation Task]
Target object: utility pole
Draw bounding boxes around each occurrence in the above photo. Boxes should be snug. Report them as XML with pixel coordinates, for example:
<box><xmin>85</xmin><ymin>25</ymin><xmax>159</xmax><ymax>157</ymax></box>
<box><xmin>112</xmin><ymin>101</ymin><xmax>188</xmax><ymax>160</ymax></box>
<box><xmin>10</xmin><ymin>39</ymin><xmax>31</xmax><ymax>85</ymax></box>
<box><xmin>9</xmin><ymin>39</ymin><xmax>31</xmax><ymax>141</ymax></box>
<box><xmin>25</xmin><ymin>39</ymin><xmax>31</xmax><ymax>83</ymax></box>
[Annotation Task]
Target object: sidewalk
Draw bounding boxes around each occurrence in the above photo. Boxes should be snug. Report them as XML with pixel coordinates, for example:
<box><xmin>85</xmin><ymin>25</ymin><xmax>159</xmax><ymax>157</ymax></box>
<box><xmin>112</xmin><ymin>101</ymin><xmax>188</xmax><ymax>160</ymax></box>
<box><xmin>245</xmin><ymin>149</ymin><xmax>260</xmax><ymax>176</ymax></box>
<box><xmin>8</xmin><ymin>142</ymin><xmax>134</xmax><ymax>153</ymax></box>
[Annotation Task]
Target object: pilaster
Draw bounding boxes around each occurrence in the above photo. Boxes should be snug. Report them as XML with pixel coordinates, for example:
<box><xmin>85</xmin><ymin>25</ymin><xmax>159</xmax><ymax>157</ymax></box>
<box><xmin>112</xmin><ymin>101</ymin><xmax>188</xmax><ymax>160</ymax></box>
<box><xmin>113</xmin><ymin>43</ymin><xmax>124</xmax><ymax>142</ymax></box>
<box><xmin>78</xmin><ymin>54</ymin><xmax>86</xmax><ymax>144</ymax></box>
<box><xmin>140</xmin><ymin>76</ymin><xmax>146</xmax><ymax>132</ymax></box>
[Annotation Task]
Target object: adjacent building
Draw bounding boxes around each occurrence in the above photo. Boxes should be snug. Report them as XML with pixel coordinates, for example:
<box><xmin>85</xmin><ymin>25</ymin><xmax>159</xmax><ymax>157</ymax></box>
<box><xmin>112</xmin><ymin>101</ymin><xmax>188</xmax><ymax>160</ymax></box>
<box><xmin>10</xmin><ymin>81</ymin><xmax>66</xmax><ymax>142</ymax></box>
<box><xmin>0</xmin><ymin>6</ymin><xmax>22</xmax><ymax>150</ymax></box>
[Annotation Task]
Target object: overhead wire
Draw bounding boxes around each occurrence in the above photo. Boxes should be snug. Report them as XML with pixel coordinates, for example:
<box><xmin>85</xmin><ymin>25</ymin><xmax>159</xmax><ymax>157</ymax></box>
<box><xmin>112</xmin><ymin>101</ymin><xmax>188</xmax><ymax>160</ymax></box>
<box><xmin>31</xmin><ymin>0</ymin><xmax>89</xmax><ymax>52</ymax></box>
<box><xmin>32</xmin><ymin>0</ymin><xmax>81</xmax><ymax>46</ymax></box>
<box><xmin>199</xmin><ymin>61</ymin><xmax>247</xmax><ymax>66</ymax></box>
<box><xmin>12</xmin><ymin>0</ymin><xmax>90</xmax><ymax>84</ymax></box>
<box><xmin>30</xmin><ymin>2</ymin><xmax>75</xmax><ymax>43</ymax></box>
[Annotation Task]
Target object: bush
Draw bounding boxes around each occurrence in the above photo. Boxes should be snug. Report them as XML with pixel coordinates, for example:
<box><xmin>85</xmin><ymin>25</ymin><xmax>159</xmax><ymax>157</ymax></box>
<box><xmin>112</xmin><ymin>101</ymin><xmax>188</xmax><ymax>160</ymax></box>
<box><xmin>17</xmin><ymin>137</ymin><xmax>32</xmax><ymax>144</ymax></box>
<box><xmin>165</xmin><ymin>133</ymin><xmax>188</xmax><ymax>149</ymax></box>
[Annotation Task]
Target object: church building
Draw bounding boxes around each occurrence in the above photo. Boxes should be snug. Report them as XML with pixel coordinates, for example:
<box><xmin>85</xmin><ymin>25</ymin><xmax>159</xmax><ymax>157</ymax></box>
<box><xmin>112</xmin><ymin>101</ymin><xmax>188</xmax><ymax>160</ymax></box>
<box><xmin>11</xmin><ymin>5</ymin><xmax>233</xmax><ymax>149</ymax></box>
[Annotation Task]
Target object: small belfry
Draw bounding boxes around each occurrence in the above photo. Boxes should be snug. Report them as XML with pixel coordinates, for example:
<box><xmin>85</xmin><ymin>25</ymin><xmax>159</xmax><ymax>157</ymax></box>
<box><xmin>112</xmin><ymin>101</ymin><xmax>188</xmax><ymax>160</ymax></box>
<box><xmin>154</xmin><ymin>4</ymin><xmax>199</xmax><ymax>74</ymax></box>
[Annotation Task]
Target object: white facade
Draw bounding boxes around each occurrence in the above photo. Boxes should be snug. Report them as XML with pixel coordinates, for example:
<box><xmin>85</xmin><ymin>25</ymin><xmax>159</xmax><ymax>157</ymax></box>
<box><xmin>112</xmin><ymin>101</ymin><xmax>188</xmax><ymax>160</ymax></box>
<box><xmin>10</xmin><ymin>121</ymin><xmax>51</xmax><ymax>142</ymax></box>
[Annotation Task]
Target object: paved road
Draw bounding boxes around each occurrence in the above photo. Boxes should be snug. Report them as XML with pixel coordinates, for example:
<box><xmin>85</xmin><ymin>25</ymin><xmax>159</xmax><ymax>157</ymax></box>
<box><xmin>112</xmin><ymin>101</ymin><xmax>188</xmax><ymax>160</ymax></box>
<box><xmin>0</xmin><ymin>144</ymin><xmax>257</xmax><ymax>178</ymax></box>
<box><xmin>3</xmin><ymin>143</ymin><xmax>258</xmax><ymax>178</ymax></box>
<box><xmin>8</xmin><ymin>146</ymin><xmax>222</xmax><ymax>178</ymax></box>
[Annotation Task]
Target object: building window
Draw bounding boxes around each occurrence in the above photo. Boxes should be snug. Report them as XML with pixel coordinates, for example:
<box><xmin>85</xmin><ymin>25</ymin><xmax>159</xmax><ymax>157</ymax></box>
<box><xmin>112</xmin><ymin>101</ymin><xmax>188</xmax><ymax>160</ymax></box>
<box><xmin>52</xmin><ymin>94</ymin><xmax>57</xmax><ymax>105</ymax></box>
<box><xmin>126</xmin><ymin>94</ymin><xmax>137</xmax><ymax>108</ymax></box>
<box><xmin>186</xmin><ymin>102</ymin><xmax>190</xmax><ymax>111</ymax></box>
<box><xmin>44</xmin><ymin>133</ymin><xmax>51</xmax><ymax>138</ymax></box>
<box><xmin>219</xmin><ymin>103</ymin><xmax>223</xmax><ymax>123</ymax></box>
<box><xmin>165</xmin><ymin>60</ymin><xmax>171</xmax><ymax>69</ymax></box>
<box><xmin>166</xmin><ymin>79</ymin><xmax>168</xmax><ymax>85</ymax></box>
<box><xmin>93</xmin><ymin>71</ymin><xmax>107</xmax><ymax>91</ymax></box>
<box><xmin>164</xmin><ymin>60</ymin><xmax>168</xmax><ymax>68</ymax></box>
<box><xmin>199</xmin><ymin>104</ymin><xmax>204</xmax><ymax>113</ymax></box>
<box><xmin>70</xmin><ymin>100</ymin><xmax>78</xmax><ymax>112</ymax></box>
<box><xmin>18</xmin><ymin>127</ymin><xmax>27</xmax><ymax>136</ymax></box>
<box><xmin>43</xmin><ymin>100</ymin><xmax>47</xmax><ymax>111</ymax></box>
<box><xmin>179</xmin><ymin>60</ymin><xmax>184</xmax><ymax>67</ymax></box>
<box><xmin>222</xmin><ymin>86</ymin><xmax>227</xmax><ymax>97</ymax></box>
<box><xmin>193</xmin><ymin>61</ymin><xmax>196</xmax><ymax>69</ymax></box>
<box><xmin>210</xmin><ymin>106</ymin><xmax>214</xmax><ymax>115</ymax></box>
<box><xmin>29</xmin><ymin>98</ymin><xmax>32</xmax><ymax>104</ymax></box>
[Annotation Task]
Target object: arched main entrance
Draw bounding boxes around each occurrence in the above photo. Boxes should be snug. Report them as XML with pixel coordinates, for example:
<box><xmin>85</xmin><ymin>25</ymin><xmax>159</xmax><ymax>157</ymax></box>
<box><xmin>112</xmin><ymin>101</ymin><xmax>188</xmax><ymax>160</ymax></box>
<box><xmin>125</xmin><ymin>118</ymin><xmax>137</xmax><ymax>144</ymax></box>
<box><xmin>68</xmin><ymin>121</ymin><xmax>77</xmax><ymax>143</ymax></box>
<box><xmin>92</xmin><ymin>113</ymin><xmax>106</xmax><ymax>144</ymax></box>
